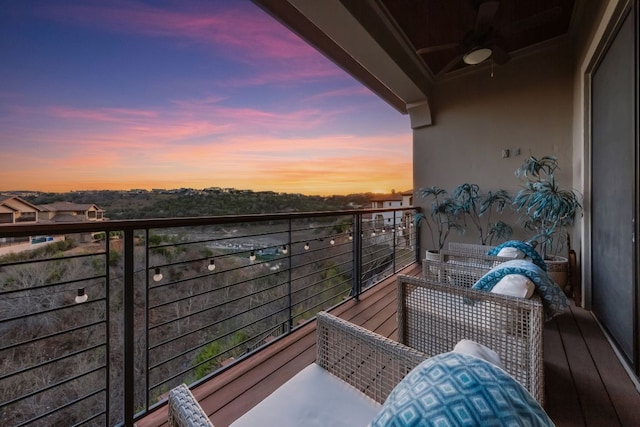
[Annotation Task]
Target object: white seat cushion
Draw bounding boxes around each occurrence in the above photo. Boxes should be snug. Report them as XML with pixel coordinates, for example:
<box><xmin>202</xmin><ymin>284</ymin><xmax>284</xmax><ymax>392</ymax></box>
<box><xmin>231</xmin><ymin>363</ymin><xmax>381</xmax><ymax>427</ymax></box>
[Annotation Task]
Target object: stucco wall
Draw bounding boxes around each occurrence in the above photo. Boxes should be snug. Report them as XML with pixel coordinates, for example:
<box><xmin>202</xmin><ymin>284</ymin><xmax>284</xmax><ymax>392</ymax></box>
<box><xmin>413</xmin><ymin>43</ymin><xmax>575</xmax><ymax>251</ymax></box>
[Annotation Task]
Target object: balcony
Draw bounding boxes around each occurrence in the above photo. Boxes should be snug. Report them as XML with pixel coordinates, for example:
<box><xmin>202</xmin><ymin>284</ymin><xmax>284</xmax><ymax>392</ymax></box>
<box><xmin>2</xmin><ymin>207</ymin><xmax>639</xmax><ymax>426</ymax></box>
<box><xmin>138</xmin><ymin>263</ymin><xmax>640</xmax><ymax>427</ymax></box>
<box><xmin>0</xmin><ymin>207</ymin><xmax>418</xmax><ymax>427</ymax></box>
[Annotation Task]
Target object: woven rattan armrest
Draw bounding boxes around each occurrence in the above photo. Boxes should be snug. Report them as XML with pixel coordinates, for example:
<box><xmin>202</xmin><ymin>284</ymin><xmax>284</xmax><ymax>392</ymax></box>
<box><xmin>168</xmin><ymin>383</ymin><xmax>214</xmax><ymax>427</ymax></box>
<box><xmin>423</xmin><ymin>250</ymin><xmax>511</xmax><ymax>288</ymax></box>
<box><xmin>396</xmin><ymin>274</ymin><xmax>545</xmax><ymax>405</ymax></box>
<box><xmin>315</xmin><ymin>311</ymin><xmax>427</xmax><ymax>404</ymax></box>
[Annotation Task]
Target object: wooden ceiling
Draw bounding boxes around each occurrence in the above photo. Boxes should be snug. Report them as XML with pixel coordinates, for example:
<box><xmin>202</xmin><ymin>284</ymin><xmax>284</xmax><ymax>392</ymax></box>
<box><xmin>378</xmin><ymin>0</ymin><xmax>576</xmax><ymax>77</ymax></box>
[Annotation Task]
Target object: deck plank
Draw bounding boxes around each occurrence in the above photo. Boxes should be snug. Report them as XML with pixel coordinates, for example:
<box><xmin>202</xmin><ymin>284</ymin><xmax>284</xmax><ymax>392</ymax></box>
<box><xmin>555</xmin><ymin>304</ymin><xmax>620</xmax><ymax>426</ymax></box>
<box><xmin>137</xmin><ymin>262</ymin><xmax>640</xmax><ymax>427</ymax></box>
<box><xmin>570</xmin><ymin>305</ymin><xmax>640</xmax><ymax>427</ymax></box>
<box><xmin>543</xmin><ymin>312</ymin><xmax>586</xmax><ymax>426</ymax></box>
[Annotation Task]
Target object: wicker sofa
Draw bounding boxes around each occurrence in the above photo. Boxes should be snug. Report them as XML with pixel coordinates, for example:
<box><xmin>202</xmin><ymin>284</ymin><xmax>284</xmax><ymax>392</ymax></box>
<box><xmin>167</xmin><ymin>311</ymin><xmax>427</xmax><ymax>427</ymax></box>
<box><xmin>397</xmin><ymin>273</ymin><xmax>545</xmax><ymax>405</ymax></box>
<box><xmin>448</xmin><ymin>241</ymin><xmax>497</xmax><ymax>256</ymax></box>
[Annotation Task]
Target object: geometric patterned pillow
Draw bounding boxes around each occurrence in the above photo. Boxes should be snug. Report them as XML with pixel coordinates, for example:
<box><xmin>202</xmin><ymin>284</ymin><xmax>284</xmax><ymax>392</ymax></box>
<box><xmin>370</xmin><ymin>353</ymin><xmax>553</xmax><ymax>427</ymax></box>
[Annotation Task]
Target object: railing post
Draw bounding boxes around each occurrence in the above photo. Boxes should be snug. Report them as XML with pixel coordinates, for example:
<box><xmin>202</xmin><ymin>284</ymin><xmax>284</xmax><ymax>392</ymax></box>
<box><xmin>414</xmin><ymin>208</ymin><xmax>421</xmax><ymax>263</ymax></box>
<box><xmin>392</xmin><ymin>211</ymin><xmax>397</xmax><ymax>273</ymax></box>
<box><xmin>105</xmin><ymin>234</ymin><xmax>111</xmax><ymax>426</ymax></box>
<box><xmin>286</xmin><ymin>218</ymin><xmax>293</xmax><ymax>332</ymax></box>
<box><xmin>123</xmin><ymin>229</ymin><xmax>135</xmax><ymax>427</ymax></box>
<box><xmin>351</xmin><ymin>214</ymin><xmax>362</xmax><ymax>300</ymax></box>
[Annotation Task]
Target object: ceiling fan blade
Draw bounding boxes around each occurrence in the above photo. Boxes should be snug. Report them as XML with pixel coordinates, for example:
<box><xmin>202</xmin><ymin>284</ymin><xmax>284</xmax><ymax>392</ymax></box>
<box><xmin>438</xmin><ymin>54</ymin><xmax>463</xmax><ymax>76</ymax></box>
<box><xmin>504</xmin><ymin>6</ymin><xmax>563</xmax><ymax>36</ymax></box>
<box><xmin>475</xmin><ymin>0</ymin><xmax>499</xmax><ymax>35</ymax></box>
<box><xmin>416</xmin><ymin>42</ymin><xmax>460</xmax><ymax>55</ymax></box>
<box><xmin>491</xmin><ymin>45</ymin><xmax>510</xmax><ymax>64</ymax></box>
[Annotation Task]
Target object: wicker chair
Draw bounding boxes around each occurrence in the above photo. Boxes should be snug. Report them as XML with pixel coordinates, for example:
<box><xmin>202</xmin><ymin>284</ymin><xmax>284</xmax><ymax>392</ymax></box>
<box><xmin>397</xmin><ymin>274</ymin><xmax>545</xmax><ymax>405</ymax></box>
<box><xmin>424</xmin><ymin>249</ymin><xmax>512</xmax><ymax>281</ymax></box>
<box><xmin>314</xmin><ymin>312</ymin><xmax>427</xmax><ymax>403</ymax></box>
<box><xmin>168</xmin><ymin>384</ymin><xmax>213</xmax><ymax>427</ymax></box>
<box><xmin>167</xmin><ymin>312</ymin><xmax>427</xmax><ymax>426</ymax></box>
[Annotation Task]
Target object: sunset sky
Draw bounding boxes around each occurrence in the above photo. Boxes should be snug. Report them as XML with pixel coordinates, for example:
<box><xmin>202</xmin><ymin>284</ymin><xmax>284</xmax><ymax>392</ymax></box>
<box><xmin>0</xmin><ymin>0</ymin><xmax>412</xmax><ymax>196</ymax></box>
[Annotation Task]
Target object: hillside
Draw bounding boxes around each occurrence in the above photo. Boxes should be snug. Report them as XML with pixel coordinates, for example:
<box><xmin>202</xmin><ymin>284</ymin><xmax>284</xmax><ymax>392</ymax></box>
<box><xmin>20</xmin><ymin>189</ymin><xmax>377</xmax><ymax>219</ymax></box>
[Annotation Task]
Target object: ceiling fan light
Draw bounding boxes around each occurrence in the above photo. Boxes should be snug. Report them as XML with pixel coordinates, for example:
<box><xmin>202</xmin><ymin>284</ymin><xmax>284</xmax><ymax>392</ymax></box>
<box><xmin>463</xmin><ymin>47</ymin><xmax>492</xmax><ymax>65</ymax></box>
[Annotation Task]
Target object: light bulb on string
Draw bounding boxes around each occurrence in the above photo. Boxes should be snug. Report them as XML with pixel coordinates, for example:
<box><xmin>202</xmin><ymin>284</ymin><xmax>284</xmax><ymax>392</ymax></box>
<box><xmin>249</xmin><ymin>251</ymin><xmax>256</xmax><ymax>262</ymax></box>
<box><xmin>153</xmin><ymin>268</ymin><xmax>163</xmax><ymax>282</ymax></box>
<box><xmin>382</xmin><ymin>227</ymin><xmax>386</xmax><ymax>233</ymax></box>
<box><xmin>330</xmin><ymin>238</ymin><xmax>335</xmax><ymax>245</ymax></box>
<box><xmin>371</xmin><ymin>230</ymin><xmax>376</xmax><ymax>237</ymax></box>
<box><xmin>208</xmin><ymin>259</ymin><xmax>216</xmax><ymax>271</ymax></box>
<box><xmin>282</xmin><ymin>245</ymin><xmax>288</xmax><ymax>254</ymax></box>
<box><xmin>348</xmin><ymin>232</ymin><xmax>353</xmax><ymax>241</ymax></box>
<box><xmin>75</xmin><ymin>288</ymin><xmax>88</xmax><ymax>304</ymax></box>
<box><xmin>304</xmin><ymin>242</ymin><xmax>310</xmax><ymax>251</ymax></box>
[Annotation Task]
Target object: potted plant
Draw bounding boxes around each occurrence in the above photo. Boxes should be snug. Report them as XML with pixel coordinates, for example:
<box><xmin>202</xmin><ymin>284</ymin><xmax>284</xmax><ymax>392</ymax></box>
<box><xmin>451</xmin><ymin>183</ymin><xmax>513</xmax><ymax>246</ymax></box>
<box><xmin>513</xmin><ymin>155</ymin><xmax>582</xmax><ymax>287</ymax></box>
<box><xmin>415</xmin><ymin>186</ymin><xmax>462</xmax><ymax>260</ymax></box>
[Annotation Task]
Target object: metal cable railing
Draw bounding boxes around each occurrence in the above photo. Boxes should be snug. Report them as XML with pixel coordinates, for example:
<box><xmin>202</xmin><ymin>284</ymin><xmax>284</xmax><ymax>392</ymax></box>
<box><xmin>0</xmin><ymin>207</ymin><xmax>418</xmax><ymax>426</ymax></box>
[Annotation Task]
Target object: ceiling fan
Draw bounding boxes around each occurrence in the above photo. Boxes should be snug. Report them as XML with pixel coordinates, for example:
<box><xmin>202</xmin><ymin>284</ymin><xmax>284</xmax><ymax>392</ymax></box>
<box><xmin>416</xmin><ymin>0</ymin><xmax>507</xmax><ymax>75</ymax></box>
<box><xmin>416</xmin><ymin>1</ymin><xmax>562</xmax><ymax>76</ymax></box>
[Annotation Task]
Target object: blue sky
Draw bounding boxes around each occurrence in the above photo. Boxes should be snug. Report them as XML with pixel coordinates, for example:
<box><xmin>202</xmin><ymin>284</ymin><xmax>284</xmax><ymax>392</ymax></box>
<box><xmin>0</xmin><ymin>0</ymin><xmax>412</xmax><ymax>195</ymax></box>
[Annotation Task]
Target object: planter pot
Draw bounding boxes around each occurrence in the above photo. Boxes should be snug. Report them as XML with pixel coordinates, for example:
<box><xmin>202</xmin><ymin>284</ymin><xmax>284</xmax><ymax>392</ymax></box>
<box><xmin>545</xmin><ymin>255</ymin><xmax>569</xmax><ymax>291</ymax></box>
<box><xmin>424</xmin><ymin>250</ymin><xmax>445</xmax><ymax>279</ymax></box>
<box><xmin>425</xmin><ymin>249</ymin><xmax>444</xmax><ymax>263</ymax></box>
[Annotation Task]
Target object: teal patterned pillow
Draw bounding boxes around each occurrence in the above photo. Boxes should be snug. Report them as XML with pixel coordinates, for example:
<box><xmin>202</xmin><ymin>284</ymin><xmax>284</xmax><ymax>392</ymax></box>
<box><xmin>472</xmin><ymin>259</ymin><xmax>568</xmax><ymax>320</ymax></box>
<box><xmin>370</xmin><ymin>353</ymin><xmax>553</xmax><ymax>427</ymax></box>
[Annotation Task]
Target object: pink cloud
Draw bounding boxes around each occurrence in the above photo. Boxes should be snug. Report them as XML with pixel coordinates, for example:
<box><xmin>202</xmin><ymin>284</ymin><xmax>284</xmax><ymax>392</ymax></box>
<box><xmin>40</xmin><ymin>1</ymin><xmax>337</xmax><ymax>70</ymax></box>
<box><xmin>304</xmin><ymin>86</ymin><xmax>374</xmax><ymax>103</ymax></box>
<box><xmin>28</xmin><ymin>1</ymin><xmax>347</xmax><ymax>91</ymax></box>
<box><xmin>48</xmin><ymin>106</ymin><xmax>159</xmax><ymax>122</ymax></box>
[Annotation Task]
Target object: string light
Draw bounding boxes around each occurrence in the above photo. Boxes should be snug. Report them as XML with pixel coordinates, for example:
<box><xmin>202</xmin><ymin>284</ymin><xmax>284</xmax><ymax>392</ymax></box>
<box><xmin>304</xmin><ymin>242</ymin><xmax>310</xmax><ymax>250</ymax></box>
<box><xmin>382</xmin><ymin>227</ymin><xmax>386</xmax><ymax>233</ymax></box>
<box><xmin>249</xmin><ymin>251</ymin><xmax>256</xmax><ymax>262</ymax></box>
<box><xmin>75</xmin><ymin>288</ymin><xmax>88</xmax><ymax>304</ymax></box>
<box><xmin>207</xmin><ymin>259</ymin><xmax>216</xmax><ymax>271</ymax></box>
<box><xmin>371</xmin><ymin>230</ymin><xmax>376</xmax><ymax>237</ymax></box>
<box><xmin>281</xmin><ymin>245</ymin><xmax>288</xmax><ymax>254</ymax></box>
<box><xmin>153</xmin><ymin>268</ymin><xmax>163</xmax><ymax>282</ymax></box>
<box><xmin>330</xmin><ymin>238</ymin><xmax>335</xmax><ymax>245</ymax></box>
<box><xmin>348</xmin><ymin>232</ymin><xmax>353</xmax><ymax>241</ymax></box>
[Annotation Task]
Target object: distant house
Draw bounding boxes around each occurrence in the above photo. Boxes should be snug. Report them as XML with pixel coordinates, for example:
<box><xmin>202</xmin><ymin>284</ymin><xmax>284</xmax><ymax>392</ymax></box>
<box><xmin>370</xmin><ymin>190</ymin><xmax>413</xmax><ymax>230</ymax></box>
<box><xmin>0</xmin><ymin>194</ymin><xmax>106</xmax><ymax>251</ymax></box>
<box><xmin>38</xmin><ymin>201</ymin><xmax>105</xmax><ymax>223</ymax></box>
<box><xmin>0</xmin><ymin>195</ymin><xmax>41</xmax><ymax>225</ymax></box>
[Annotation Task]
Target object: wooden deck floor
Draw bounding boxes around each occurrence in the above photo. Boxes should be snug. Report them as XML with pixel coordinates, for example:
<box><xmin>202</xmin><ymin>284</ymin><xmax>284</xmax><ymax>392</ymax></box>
<box><xmin>138</xmin><ymin>263</ymin><xmax>640</xmax><ymax>427</ymax></box>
